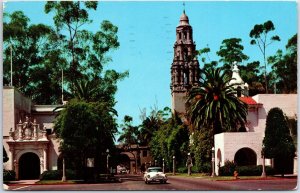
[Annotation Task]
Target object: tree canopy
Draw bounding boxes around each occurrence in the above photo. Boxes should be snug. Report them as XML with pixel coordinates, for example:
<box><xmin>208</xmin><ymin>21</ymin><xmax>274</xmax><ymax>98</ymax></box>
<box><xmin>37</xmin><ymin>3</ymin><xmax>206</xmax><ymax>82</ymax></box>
<box><xmin>187</xmin><ymin>67</ymin><xmax>248</xmax><ymax>134</ymax></box>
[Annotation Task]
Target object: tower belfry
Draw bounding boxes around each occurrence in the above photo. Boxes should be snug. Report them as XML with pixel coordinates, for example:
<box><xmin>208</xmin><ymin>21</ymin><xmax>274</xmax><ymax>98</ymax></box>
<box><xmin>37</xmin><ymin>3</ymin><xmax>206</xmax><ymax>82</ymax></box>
<box><xmin>171</xmin><ymin>10</ymin><xmax>200</xmax><ymax>115</ymax></box>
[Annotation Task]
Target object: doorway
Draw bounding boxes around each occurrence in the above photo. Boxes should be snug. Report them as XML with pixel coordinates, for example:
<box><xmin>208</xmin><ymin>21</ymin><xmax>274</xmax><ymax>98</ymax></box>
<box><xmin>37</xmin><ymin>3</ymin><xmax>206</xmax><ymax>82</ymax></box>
<box><xmin>19</xmin><ymin>152</ymin><xmax>40</xmax><ymax>180</ymax></box>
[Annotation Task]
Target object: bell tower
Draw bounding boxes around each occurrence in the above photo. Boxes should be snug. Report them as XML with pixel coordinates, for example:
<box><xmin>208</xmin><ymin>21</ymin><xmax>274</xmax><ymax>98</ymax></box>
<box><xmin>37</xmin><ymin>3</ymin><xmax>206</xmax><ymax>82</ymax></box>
<box><xmin>171</xmin><ymin>10</ymin><xmax>200</xmax><ymax>115</ymax></box>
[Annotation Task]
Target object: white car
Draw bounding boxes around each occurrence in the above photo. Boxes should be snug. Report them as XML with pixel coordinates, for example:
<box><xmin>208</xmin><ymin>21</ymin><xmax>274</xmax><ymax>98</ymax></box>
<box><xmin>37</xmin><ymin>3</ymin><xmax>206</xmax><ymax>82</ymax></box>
<box><xmin>144</xmin><ymin>167</ymin><xmax>168</xmax><ymax>184</ymax></box>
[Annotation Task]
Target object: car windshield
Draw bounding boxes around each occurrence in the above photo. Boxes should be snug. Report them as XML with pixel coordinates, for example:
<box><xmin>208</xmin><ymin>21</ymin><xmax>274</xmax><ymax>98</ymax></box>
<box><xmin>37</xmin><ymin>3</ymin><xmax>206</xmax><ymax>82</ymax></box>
<box><xmin>148</xmin><ymin>168</ymin><xmax>162</xmax><ymax>172</ymax></box>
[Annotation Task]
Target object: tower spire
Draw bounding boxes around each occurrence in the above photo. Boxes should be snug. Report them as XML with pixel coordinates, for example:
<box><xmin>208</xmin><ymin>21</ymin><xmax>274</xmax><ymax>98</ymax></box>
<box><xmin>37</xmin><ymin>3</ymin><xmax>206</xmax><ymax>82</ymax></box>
<box><xmin>183</xmin><ymin>1</ymin><xmax>185</xmax><ymax>13</ymax></box>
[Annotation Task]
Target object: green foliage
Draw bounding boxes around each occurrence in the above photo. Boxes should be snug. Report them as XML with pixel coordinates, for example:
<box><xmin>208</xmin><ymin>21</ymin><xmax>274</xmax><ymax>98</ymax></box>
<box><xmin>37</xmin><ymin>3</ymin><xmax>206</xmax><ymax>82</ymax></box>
<box><xmin>54</xmin><ymin>99</ymin><xmax>117</xmax><ymax>172</ymax></box>
<box><xmin>40</xmin><ymin>169</ymin><xmax>79</xmax><ymax>180</ymax></box>
<box><xmin>3</xmin><ymin>11</ymin><xmax>63</xmax><ymax>104</ymax></box>
<box><xmin>263</xmin><ymin>107</ymin><xmax>295</xmax><ymax>158</ymax></box>
<box><xmin>149</xmin><ymin>112</ymin><xmax>189</xmax><ymax>170</ymax></box>
<box><xmin>218</xmin><ymin>160</ymin><xmax>237</xmax><ymax>176</ymax></box>
<box><xmin>268</xmin><ymin>34</ymin><xmax>297</xmax><ymax>94</ymax></box>
<box><xmin>3</xmin><ymin>170</ymin><xmax>16</xmax><ymax>181</ymax></box>
<box><xmin>249</xmin><ymin>20</ymin><xmax>280</xmax><ymax>93</ymax></box>
<box><xmin>187</xmin><ymin>67</ymin><xmax>248</xmax><ymax>134</ymax></box>
<box><xmin>190</xmin><ymin>129</ymin><xmax>213</xmax><ymax>173</ymax></box>
<box><xmin>216</xmin><ymin>38</ymin><xmax>249</xmax><ymax>70</ymax></box>
<box><xmin>118</xmin><ymin>115</ymin><xmax>139</xmax><ymax>145</ymax></box>
<box><xmin>177</xmin><ymin>166</ymin><xmax>198</xmax><ymax>174</ymax></box>
<box><xmin>219</xmin><ymin>164</ymin><xmax>275</xmax><ymax>176</ymax></box>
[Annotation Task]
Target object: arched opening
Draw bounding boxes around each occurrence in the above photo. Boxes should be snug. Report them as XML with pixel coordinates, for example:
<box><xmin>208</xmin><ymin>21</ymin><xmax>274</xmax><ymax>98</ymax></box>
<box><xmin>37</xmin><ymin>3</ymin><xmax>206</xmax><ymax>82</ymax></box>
<box><xmin>19</xmin><ymin>152</ymin><xmax>40</xmax><ymax>180</ymax></box>
<box><xmin>234</xmin><ymin>148</ymin><xmax>257</xmax><ymax>166</ymax></box>
<box><xmin>116</xmin><ymin>154</ymin><xmax>131</xmax><ymax>173</ymax></box>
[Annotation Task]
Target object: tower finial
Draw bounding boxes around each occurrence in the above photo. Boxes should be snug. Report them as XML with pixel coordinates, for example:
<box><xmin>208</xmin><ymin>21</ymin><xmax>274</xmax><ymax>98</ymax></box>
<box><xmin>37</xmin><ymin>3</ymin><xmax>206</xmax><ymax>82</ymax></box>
<box><xmin>183</xmin><ymin>1</ymin><xmax>185</xmax><ymax>13</ymax></box>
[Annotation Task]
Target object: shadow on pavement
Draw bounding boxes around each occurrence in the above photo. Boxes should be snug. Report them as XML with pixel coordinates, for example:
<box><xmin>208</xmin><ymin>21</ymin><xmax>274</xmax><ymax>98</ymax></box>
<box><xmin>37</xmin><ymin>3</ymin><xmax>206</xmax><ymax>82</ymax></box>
<box><xmin>115</xmin><ymin>174</ymin><xmax>144</xmax><ymax>182</ymax></box>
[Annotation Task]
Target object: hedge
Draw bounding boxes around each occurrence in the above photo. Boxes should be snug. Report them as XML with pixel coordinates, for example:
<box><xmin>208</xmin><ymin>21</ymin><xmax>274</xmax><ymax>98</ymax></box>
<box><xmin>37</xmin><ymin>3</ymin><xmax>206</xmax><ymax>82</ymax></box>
<box><xmin>40</xmin><ymin>169</ymin><xmax>79</xmax><ymax>180</ymax></box>
<box><xmin>3</xmin><ymin>170</ymin><xmax>16</xmax><ymax>181</ymax></box>
<box><xmin>219</xmin><ymin>165</ymin><xmax>276</xmax><ymax>176</ymax></box>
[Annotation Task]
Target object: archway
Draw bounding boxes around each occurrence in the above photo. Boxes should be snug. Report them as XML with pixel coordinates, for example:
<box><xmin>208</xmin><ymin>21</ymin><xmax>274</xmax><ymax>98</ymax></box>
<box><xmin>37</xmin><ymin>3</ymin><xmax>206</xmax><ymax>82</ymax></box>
<box><xmin>19</xmin><ymin>152</ymin><xmax>40</xmax><ymax>180</ymax></box>
<box><xmin>234</xmin><ymin>148</ymin><xmax>257</xmax><ymax>166</ymax></box>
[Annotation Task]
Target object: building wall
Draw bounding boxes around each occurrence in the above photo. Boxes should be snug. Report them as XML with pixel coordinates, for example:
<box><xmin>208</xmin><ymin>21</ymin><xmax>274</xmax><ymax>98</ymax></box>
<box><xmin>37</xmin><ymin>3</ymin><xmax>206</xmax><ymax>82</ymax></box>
<box><xmin>172</xmin><ymin>92</ymin><xmax>187</xmax><ymax>114</ymax></box>
<box><xmin>215</xmin><ymin>94</ymin><xmax>297</xmax><ymax>175</ymax></box>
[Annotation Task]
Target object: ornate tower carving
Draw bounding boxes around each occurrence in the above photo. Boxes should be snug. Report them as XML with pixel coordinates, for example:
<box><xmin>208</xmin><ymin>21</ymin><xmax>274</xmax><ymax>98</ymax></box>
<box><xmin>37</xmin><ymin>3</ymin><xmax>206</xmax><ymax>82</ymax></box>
<box><xmin>171</xmin><ymin>11</ymin><xmax>200</xmax><ymax>115</ymax></box>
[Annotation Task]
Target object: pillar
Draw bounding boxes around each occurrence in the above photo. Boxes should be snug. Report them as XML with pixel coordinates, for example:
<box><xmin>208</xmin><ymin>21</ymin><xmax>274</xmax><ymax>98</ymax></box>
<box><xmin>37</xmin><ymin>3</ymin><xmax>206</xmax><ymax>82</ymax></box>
<box><xmin>43</xmin><ymin>148</ymin><xmax>48</xmax><ymax>172</ymax></box>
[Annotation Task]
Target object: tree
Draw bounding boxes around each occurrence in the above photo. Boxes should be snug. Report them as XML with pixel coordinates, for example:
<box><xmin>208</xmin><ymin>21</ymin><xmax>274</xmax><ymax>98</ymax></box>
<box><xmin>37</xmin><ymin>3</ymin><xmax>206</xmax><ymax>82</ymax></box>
<box><xmin>149</xmin><ymin>112</ymin><xmax>189</xmax><ymax>171</ymax></box>
<box><xmin>267</xmin><ymin>34</ymin><xmax>297</xmax><ymax>93</ymax></box>
<box><xmin>118</xmin><ymin>116</ymin><xmax>139</xmax><ymax>145</ymax></box>
<box><xmin>190</xmin><ymin>127</ymin><xmax>213</xmax><ymax>173</ymax></box>
<box><xmin>197</xmin><ymin>46</ymin><xmax>218</xmax><ymax>73</ymax></box>
<box><xmin>249</xmin><ymin>20</ymin><xmax>280</xmax><ymax>93</ymax></box>
<box><xmin>239</xmin><ymin>61</ymin><xmax>265</xmax><ymax>96</ymax></box>
<box><xmin>187</xmin><ymin>67</ymin><xmax>248</xmax><ymax>134</ymax></box>
<box><xmin>3</xmin><ymin>11</ymin><xmax>64</xmax><ymax>104</ymax></box>
<box><xmin>54</xmin><ymin>99</ymin><xmax>117</xmax><ymax>176</ymax></box>
<box><xmin>263</xmin><ymin>107</ymin><xmax>295</xmax><ymax>177</ymax></box>
<box><xmin>44</xmin><ymin>1</ymin><xmax>124</xmax><ymax>86</ymax></box>
<box><xmin>216</xmin><ymin>38</ymin><xmax>249</xmax><ymax>70</ymax></box>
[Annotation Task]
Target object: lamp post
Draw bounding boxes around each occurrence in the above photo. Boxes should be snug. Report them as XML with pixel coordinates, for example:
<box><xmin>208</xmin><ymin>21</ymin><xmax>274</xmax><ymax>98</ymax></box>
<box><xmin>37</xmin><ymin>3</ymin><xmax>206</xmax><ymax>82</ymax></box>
<box><xmin>162</xmin><ymin>158</ymin><xmax>165</xmax><ymax>173</ymax></box>
<box><xmin>155</xmin><ymin>160</ymin><xmax>157</xmax><ymax>166</ymax></box>
<box><xmin>211</xmin><ymin>147</ymin><xmax>216</xmax><ymax>177</ymax></box>
<box><xmin>187</xmin><ymin>153</ymin><xmax>192</xmax><ymax>176</ymax></box>
<box><xmin>173</xmin><ymin>156</ymin><xmax>175</xmax><ymax>175</ymax></box>
<box><xmin>261</xmin><ymin>145</ymin><xmax>266</xmax><ymax>178</ymax></box>
<box><xmin>106</xmin><ymin>149</ymin><xmax>110</xmax><ymax>175</ymax></box>
<box><xmin>62</xmin><ymin>158</ymin><xmax>66</xmax><ymax>182</ymax></box>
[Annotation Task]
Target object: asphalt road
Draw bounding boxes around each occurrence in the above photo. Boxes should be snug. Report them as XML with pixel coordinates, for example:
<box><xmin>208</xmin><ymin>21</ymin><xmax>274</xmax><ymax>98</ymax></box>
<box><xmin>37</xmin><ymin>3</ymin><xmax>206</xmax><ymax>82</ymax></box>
<box><xmin>6</xmin><ymin>174</ymin><xmax>297</xmax><ymax>191</ymax></box>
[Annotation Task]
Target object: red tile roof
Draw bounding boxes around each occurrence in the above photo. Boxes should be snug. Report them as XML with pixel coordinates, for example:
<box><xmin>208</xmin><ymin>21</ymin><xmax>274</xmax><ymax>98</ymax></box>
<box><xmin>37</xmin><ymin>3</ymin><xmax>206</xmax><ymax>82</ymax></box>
<box><xmin>239</xmin><ymin>97</ymin><xmax>258</xmax><ymax>105</ymax></box>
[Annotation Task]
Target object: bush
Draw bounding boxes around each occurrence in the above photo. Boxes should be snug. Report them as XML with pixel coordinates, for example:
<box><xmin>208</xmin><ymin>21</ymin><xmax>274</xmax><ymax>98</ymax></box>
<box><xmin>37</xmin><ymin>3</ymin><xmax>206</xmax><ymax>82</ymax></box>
<box><xmin>40</xmin><ymin>169</ymin><xmax>80</xmax><ymax>180</ymax></box>
<box><xmin>177</xmin><ymin>166</ymin><xmax>199</xmax><ymax>174</ymax></box>
<box><xmin>237</xmin><ymin>165</ymin><xmax>276</xmax><ymax>176</ymax></box>
<box><xmin>219</xmin><ymin>164</ymin><xmax>276</xmax><ymax>176</ymax></box>
<box><xmin>198</xmin><ymin>162</ymin><xmax>211</xmax><ymax>173</ymax></box>
<box><xmin>219</xmin><ymin>160</ymin><xmax>236</xmax><ymax>176</ymax></box>
<box><xmin>3</xmin><ymin>170</ymin><xmax>16</xmax><ymax>181</ymax></box>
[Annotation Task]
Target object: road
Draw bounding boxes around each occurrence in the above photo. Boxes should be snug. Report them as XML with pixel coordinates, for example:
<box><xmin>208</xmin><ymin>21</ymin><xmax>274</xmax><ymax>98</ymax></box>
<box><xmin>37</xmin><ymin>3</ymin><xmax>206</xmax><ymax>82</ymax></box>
<box><xmin>6</xmin><ymin>174</ymin><xmax>297</xmax><ymax>191</ymax></box>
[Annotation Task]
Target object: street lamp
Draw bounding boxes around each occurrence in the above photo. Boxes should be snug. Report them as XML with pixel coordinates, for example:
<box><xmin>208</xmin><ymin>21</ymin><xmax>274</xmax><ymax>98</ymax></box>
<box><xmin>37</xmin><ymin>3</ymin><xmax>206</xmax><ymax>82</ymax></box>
<box><xmin>211</xmin><ymin>147</ymin><xmax>216</xmax><ymax>177</ymax></box>
<box><xmin>155</xmin><ymin>160</ymin><xmax>157</xmax><ymax>166</ymax></box>
<box><xmin>62</xmin><ymin>158</ymin><xmax>66</xmax><ymax>182</ymax></box>
<box><xmin>162</xmin><ymin>158</ymin><xmax>165</xmax><ymax>173</ymax></box>
<box><xmin>261</xmin><ymin>144</ymin><xmax>266</xmax><ymax>178</ymax></box>
<box><xmin>173</xmin><ymin>156</ymin><xmax>176</xmax><ymax>175</ymax></box>
<box><xmin>106</xmin><ymin>149</ymin><xmax>110</xmax><ymax>175</ymax></box>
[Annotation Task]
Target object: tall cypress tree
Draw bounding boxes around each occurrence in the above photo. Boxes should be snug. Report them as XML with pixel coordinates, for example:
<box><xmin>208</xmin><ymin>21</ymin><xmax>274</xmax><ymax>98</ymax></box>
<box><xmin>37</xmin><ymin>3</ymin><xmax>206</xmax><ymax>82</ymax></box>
<box><xmin>263</xmin><ymin>107</ymin><xmax>295</xmax><ymax>176</ymax></box>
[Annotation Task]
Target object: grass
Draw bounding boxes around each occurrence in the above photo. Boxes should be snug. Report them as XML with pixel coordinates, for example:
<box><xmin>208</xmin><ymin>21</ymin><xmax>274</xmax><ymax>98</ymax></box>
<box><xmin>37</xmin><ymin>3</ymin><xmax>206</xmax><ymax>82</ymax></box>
<box><xmin>166</xmin><ymin>173</ymin><xmax>279</xmax><ymax>181</ymax></box>
<box><xmin>36</xmin><ymin>180</ymin><xmax>79</xmax><ymax>184</ymax></box>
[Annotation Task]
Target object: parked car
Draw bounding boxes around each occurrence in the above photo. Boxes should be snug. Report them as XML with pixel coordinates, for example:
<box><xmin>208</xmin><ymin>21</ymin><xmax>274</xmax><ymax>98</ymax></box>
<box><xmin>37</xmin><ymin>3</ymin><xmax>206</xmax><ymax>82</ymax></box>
<box><xmin>144</xmin><ymin>167</ymin><xmax>167</xmax><ymax>184</ymax></box>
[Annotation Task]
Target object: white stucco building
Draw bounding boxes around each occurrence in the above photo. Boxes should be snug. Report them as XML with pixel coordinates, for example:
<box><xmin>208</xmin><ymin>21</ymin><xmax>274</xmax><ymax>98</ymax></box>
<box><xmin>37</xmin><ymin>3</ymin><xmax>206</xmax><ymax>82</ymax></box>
<box><xmin>214</xmin><ymin>65</ymin><xmax>297</xmax><ymax>175</ymax></box>
<box><xmin>3</xmin><ymin>86</ymin><xmax>61</xmax><ymax>180</ymax></box>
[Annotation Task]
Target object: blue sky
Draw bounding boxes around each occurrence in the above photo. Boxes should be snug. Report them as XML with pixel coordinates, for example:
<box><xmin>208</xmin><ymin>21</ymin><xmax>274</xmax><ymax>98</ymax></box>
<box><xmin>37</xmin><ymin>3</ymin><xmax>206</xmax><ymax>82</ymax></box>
<box><xmin>4</xmin><ymin>1</ymin><xmax>297</xmax><ymax>130</ymax></box>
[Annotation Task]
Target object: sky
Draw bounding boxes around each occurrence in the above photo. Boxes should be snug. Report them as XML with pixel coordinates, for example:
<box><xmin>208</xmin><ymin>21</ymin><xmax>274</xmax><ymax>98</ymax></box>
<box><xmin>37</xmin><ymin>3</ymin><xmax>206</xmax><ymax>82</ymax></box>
<box><xmin>3</xmin><ymin>1</ymin><xmax>297</xmax><ymax>131</ymax></box>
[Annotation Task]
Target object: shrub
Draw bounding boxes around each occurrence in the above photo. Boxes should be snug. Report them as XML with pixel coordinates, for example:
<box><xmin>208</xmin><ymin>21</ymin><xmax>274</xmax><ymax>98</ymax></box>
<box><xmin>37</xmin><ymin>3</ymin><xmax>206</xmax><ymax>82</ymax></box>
<box><xmin>219</xmin><ymin>164</ymin><xmax>276</xmax><ymax>176</ymax></box>
<box><xmin>219</xmin><ymin>160</ymin><xmax>236</xmax><ymax>176</ymax></box>
<box><xmin>198</xmin><ymin>162</ymin><xmax>211</xmax><ymax>173</ymax></box>
<box><xmin>177</xmin><ymin>166</ymin><xmax>187</xmax><ymax>173</ymax></box>
<box><xmin>40</xmin><ymin>169</ymin><xmax>80</xmax><ymax>180</ymax></box>
<box><xmin>237</xmin><ymin>165</ymin><xmax>276</xmax><ymax>176</ymax></box>
<box><xmin>40</xmin><ymin>170</ymin><xmax>61</xmax><ymax>180</ymax></box>
<box><xmin>3</xmin><ymin>170</ymin><xmax>16</xmax><ymax>181</ymax></box>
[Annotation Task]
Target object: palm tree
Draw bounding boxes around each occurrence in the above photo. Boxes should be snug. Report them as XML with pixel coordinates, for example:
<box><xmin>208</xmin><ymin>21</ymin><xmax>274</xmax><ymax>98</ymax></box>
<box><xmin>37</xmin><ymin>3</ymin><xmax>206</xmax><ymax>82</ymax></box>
<box><xmin>187</xmin><ymin>67</ymin><xmax>248</xmax><ymax>134</ymax></box>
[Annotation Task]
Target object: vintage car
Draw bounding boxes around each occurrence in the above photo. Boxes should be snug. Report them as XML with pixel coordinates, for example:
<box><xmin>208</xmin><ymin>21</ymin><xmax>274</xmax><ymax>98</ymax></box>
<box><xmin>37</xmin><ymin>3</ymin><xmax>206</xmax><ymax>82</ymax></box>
<box><xmin>144</xmin><ymin>167</ymin><xmax>167</xmax><ymax>184</ymax></box>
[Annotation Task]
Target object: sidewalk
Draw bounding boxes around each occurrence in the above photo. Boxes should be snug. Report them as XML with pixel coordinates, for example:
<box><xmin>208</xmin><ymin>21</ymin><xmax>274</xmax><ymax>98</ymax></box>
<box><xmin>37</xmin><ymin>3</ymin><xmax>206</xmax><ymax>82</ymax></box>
<box><xmin>3</xmin><ymin>179</ymin><xmax>39</xmax><ymax>189</ymax></box>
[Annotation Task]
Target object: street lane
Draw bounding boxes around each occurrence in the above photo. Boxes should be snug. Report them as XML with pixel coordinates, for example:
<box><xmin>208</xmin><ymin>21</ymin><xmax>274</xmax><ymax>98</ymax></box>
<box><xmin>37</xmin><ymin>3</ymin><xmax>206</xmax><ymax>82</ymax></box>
<box><xmin>7</xmin><ymin>174</ymin><xmax>297</xmax><ymax>191</ymax></box>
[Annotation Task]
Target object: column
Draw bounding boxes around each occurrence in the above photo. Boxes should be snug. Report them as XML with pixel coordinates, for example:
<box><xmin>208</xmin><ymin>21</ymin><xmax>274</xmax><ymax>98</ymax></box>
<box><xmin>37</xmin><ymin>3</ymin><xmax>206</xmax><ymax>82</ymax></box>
<box><xmin>33</xmin><ymin>119</ymin><xmax>38</xmax><ymax>140</ymax></box>
<box><xmin>9</xmin><ymin>148</ymin><xmax>14</xmax><ymax>170</ymax></box>
<box><xmin>17</xmin><ymin>121</ymin><xmax>23</xmax><ymax>141</ymax></box>
<box><xmin>43</xmin><ymin>148</ymin><xmax>48</xmax><ymax>172</ymax></box>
